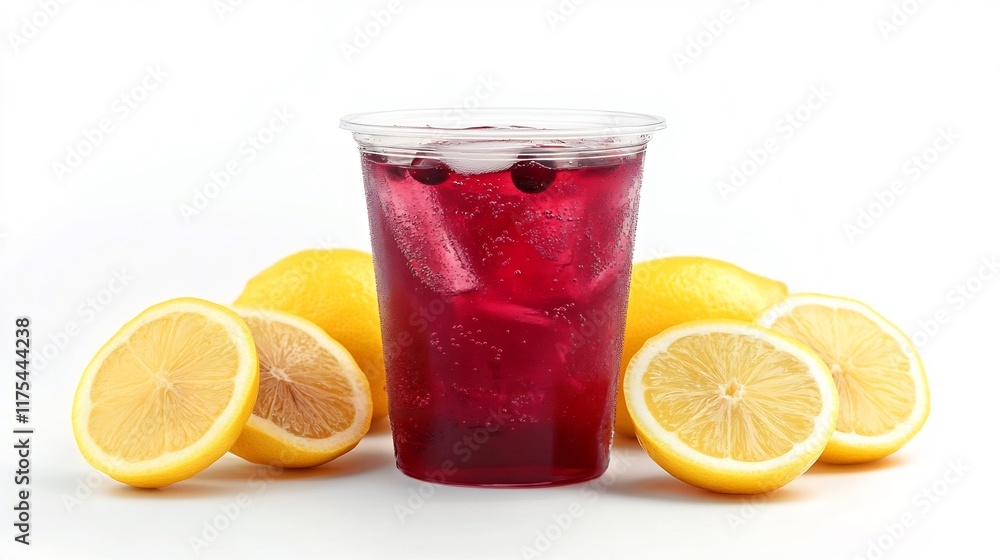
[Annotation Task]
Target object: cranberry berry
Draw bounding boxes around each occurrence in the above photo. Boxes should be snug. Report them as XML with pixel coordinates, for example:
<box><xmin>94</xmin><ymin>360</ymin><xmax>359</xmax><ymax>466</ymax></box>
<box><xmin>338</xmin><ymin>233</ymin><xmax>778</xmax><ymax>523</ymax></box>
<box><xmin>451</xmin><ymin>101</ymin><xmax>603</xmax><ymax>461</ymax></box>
<box><xmin>510</xmin><ymin>160</ymin><xmax>557</xmax><ymax>193</ymax></box>
<box><xmin>409</xmin><ymin>156</ymin><xmax>451</xmax><ymax>185</ymax></box>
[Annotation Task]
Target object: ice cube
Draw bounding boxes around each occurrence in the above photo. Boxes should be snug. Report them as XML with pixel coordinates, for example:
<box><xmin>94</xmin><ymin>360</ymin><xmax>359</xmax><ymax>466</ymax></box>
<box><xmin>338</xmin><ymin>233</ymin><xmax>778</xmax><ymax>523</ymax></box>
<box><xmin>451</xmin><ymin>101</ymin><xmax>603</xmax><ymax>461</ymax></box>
<box><xmin>441</xmin><ymin>157</ymin><xmax>515</xmax><ymax>175</ymax></box>
<box><xmin>469</xmin><ymin>298</ymin><xmax>553</xmax><ymax>327</ymax></box>
<box><xmin>378</xmin><ymin>180</ymin><xmax>480</xmax><ymax>295</ymax></box>
<box><xmin>440</xmin><ymin>141</ymin><xmax>520</xmax><ymax>175</ymax></box>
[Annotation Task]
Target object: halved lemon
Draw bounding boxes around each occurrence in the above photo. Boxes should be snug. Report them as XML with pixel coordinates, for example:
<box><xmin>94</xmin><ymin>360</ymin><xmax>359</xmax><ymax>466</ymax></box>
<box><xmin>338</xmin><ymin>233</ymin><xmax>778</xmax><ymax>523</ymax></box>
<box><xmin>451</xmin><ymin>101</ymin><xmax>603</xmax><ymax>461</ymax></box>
<box><xmin>72</xmin><ymin>298</ymin><xmax>259</xmax><ymax>488</ymax></box>
<box><xmin>229</xmin><ymin>308</ymin><xmax>372</xmax><ymax>468</ymax></box>
<box><xmin>758</xmin><ymin>294</ymin><xmax>930</xmax><ymax>464</ymax></box>
<box><xmin>624</xmin><ymin>320</ymin><xmax>838</xmax><ymax>494</ymax></box>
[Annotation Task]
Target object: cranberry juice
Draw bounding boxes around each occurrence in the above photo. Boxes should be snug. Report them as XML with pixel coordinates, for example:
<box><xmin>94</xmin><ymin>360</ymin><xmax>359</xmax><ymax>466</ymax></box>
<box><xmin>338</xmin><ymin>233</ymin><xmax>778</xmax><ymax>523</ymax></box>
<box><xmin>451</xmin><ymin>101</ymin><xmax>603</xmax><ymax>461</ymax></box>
<box><xmin>362</xmin><ymin>150</ymin><xmax>645</xmax><ymax>486</ymax></box>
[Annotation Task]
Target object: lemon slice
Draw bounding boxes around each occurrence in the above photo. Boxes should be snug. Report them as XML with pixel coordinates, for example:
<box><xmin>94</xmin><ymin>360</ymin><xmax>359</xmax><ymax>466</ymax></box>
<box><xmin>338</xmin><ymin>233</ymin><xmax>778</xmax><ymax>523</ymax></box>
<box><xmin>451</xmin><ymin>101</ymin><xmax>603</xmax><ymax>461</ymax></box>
<box><xmin>72</xmin><ymin>298</ymin><xmax>259</xmax><ymax>488</ymax></box>
<box><xmin>230</xmin><ymin>309</ymin><xmax>372</xmax><ymax>468</ymax></box>
<box><xmin>758</xmin><ymin>294</ymin><xmax>930</xmax><ymax>464</ymax></box>
<box><xmin>234</xmin><ymin>249</ymin><xmax>387</xmax><ymax>419</ymax></box>
<box><xmin>624</xmin><ymin>320</ymin><xmax>838</xmax><ymax>494</ymax></box>
<box><xmin>617</xmin><ymin>256</ymin><xmax>788</xmax><ymax>437</ymax></box>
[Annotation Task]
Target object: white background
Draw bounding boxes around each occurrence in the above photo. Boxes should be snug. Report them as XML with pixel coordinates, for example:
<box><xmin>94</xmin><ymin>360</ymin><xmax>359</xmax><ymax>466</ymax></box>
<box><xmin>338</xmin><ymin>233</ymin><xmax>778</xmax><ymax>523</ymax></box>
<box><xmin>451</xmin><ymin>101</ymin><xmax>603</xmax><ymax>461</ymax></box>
<box><xmin>2</xmin><ymin>1</ymin><xmax>998</xmax><ymax>559</ymax></box>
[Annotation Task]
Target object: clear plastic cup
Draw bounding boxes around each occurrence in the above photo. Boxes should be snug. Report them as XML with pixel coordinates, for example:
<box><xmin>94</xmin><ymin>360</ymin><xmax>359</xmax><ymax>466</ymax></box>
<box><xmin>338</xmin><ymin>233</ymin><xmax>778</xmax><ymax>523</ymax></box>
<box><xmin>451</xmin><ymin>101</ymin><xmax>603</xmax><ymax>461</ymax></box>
<box><xmin>341</xmin><ymin>108</ymin><xmax>665</xmax><ymax>487</ymax></box>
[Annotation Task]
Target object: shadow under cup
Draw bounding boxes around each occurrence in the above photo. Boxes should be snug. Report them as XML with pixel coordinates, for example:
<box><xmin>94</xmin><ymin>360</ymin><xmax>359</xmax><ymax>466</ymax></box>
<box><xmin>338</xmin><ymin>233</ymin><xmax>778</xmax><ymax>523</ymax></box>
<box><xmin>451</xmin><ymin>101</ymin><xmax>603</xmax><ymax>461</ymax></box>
<box><xmin>341</xmin><ymin>109</ymin><xmax>665</xmax><ymax>487</ymax></box>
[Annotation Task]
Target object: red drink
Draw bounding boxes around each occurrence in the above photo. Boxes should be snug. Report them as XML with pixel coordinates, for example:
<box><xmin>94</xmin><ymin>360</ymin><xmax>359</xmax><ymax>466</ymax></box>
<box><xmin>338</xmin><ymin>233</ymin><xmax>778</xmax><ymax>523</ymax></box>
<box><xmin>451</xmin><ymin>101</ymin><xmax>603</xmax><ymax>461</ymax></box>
<box><xmin>343</xmin><ymin>109</ymin><xmax>663</xmax><ymax>486</ymax></box>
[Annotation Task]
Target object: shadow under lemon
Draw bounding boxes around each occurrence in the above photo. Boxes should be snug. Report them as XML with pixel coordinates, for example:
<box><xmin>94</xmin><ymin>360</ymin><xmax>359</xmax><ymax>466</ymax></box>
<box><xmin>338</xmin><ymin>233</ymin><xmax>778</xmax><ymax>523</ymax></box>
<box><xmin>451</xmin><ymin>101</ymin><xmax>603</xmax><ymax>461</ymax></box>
<box><xmin>106</xmin><ymin>448</ymin><xmax>392</xmax><ymax>499</ymax></box>
<box><xmin>806</xmin><ymin>453</ymin><xmax>911</xmax><ymax>475</ymax></box>
<box><xmin>607</xmin><ymin>437</ymin><xmax>912</xmax><ymax>501</ymax></box>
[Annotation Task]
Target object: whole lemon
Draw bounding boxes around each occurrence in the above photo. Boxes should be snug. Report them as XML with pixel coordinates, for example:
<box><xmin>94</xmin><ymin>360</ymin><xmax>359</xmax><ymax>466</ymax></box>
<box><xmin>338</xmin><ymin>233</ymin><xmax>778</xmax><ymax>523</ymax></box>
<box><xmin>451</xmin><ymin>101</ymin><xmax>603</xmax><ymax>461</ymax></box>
<box><xmin>235</xmin><ymin>249</ymin><xmax>387</xmax><ymax>419</ymax></box>
<box><xmin>617</xmin><ymin>256</ymin><xmax>788</xmax><ymax>436</ymax></box>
